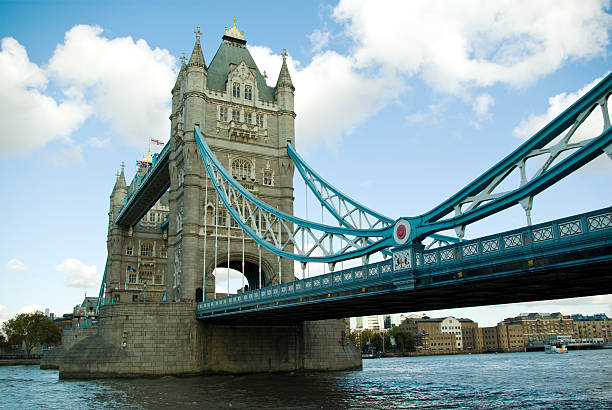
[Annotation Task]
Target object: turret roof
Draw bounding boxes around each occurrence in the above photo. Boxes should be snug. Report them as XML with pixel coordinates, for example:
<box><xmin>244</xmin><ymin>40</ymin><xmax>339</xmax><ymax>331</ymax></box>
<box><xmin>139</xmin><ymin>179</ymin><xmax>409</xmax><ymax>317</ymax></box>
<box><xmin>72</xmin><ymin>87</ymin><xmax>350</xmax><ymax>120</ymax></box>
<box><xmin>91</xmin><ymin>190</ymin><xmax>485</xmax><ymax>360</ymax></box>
<box><xmin>188</xmin><ymin>26</ymin><xmax>206</xmax><ymax>68</ymax></box>
<box><xmin>207</xmin><ymin>36</ymin><xmax>275</xmax><ymax>101</ymax></box>
<box><xmin>113</xmin><ymin>163</ymin><xmax>126</xmax><ymax>191</ymax></box>
<box><xmin>275</xmin><ymin>49</ymin><xmax>294</xmax><ymax>91</ymax></box>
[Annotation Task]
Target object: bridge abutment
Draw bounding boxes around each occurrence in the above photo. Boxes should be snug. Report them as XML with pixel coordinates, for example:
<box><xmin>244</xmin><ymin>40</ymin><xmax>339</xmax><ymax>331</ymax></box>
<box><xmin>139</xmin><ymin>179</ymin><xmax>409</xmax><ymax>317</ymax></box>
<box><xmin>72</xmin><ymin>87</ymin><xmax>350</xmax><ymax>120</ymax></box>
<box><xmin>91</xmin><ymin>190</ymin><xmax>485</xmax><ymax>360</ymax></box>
<box><xmin>51</xmin><ymin>303</ymin><xmax>360</xmax><ymax>378</ymax></box>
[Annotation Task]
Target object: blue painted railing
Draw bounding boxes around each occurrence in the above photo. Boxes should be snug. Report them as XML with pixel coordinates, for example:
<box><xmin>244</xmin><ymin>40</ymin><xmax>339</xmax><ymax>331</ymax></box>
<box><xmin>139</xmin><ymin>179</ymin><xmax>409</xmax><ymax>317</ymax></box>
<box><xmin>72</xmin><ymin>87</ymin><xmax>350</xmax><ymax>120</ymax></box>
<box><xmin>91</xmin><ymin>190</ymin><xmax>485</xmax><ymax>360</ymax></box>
<box><xmin>115</xmin><ymin>142</ymin><xmax>170</xmax><ymax>224</ymax></box>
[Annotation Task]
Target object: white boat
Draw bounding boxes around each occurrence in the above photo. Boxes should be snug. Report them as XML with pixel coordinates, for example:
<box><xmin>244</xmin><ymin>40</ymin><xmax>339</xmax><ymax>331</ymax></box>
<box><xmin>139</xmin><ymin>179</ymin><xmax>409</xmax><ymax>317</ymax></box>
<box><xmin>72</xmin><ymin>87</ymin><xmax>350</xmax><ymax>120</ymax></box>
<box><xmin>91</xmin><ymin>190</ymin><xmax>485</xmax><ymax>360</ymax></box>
<box><xmin>544</xmin><ymin>344</ymin><xmax>568</xmax><ymax>354</ymax></box>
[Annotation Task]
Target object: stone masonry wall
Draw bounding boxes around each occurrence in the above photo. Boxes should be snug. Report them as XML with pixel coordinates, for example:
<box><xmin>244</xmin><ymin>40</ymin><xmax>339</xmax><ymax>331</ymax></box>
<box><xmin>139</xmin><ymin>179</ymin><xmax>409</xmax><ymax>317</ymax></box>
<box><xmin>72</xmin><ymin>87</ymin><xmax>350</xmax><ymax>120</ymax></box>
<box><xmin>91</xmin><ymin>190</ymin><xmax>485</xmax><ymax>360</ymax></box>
<box><xmin>56</xmin><ymin>302</ymin><xmax>361</xmax><ymax>378</ymax></box>
<box><xmin>59</xmin><ymin>302</ymin><xmax>203</xmax><ymax>378</ymax></box>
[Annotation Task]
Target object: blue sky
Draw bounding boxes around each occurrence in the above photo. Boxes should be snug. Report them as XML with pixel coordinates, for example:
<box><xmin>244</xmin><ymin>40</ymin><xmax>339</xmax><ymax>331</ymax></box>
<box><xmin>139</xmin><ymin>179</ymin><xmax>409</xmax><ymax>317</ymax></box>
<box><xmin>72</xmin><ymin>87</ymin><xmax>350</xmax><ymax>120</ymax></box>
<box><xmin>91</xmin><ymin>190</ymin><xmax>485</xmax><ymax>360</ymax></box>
<box><xmin>1</xmin><ymin>0</ymin><xmax>611</xmax><ymax>327</ymax></box>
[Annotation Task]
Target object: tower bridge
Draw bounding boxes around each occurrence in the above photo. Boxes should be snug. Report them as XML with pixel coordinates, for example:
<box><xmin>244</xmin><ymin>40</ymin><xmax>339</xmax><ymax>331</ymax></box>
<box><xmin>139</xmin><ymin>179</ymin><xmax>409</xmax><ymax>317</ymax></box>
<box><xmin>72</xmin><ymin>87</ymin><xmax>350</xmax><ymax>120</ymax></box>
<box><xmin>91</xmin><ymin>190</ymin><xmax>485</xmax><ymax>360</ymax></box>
<box><xmin>48</xmin><ymin>22</ymin><xmax>612</xmax><ymax>378</ymax></box>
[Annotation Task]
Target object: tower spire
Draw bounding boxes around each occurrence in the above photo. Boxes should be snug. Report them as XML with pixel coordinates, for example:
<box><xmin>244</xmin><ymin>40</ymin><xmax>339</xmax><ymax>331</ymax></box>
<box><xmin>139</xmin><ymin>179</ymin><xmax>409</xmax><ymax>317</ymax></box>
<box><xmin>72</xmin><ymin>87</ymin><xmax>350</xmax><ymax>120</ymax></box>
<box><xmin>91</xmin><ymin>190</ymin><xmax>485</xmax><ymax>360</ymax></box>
<box><xmin>188</xmin><ymin>25</ymin><xmax>206</xmax><ymax>67</ymax></box>
<box><xmin>275</xmin><ymin>49</ymin><xmax>294</xmax><ymax>91</ymax></box>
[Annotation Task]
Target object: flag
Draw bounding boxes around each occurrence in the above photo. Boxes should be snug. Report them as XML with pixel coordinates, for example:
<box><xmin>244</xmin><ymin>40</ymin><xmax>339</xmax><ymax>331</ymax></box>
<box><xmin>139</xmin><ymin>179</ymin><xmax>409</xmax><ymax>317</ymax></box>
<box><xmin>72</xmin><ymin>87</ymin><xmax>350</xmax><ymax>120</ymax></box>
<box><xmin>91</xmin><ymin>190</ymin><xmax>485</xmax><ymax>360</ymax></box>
<box><xmin>136</xmin><ymin>161</ymin><xmax>150</xmax><ymax>167</ymax></box>
<box><xmin>127</xmin><ymin>265</ymin><xmax>136</xmax><ymax>272</ymax></box>
<box><xmin>151</xmin><ymin>138</ymin><xmax>164</xmax><ymax>145</ymax></box>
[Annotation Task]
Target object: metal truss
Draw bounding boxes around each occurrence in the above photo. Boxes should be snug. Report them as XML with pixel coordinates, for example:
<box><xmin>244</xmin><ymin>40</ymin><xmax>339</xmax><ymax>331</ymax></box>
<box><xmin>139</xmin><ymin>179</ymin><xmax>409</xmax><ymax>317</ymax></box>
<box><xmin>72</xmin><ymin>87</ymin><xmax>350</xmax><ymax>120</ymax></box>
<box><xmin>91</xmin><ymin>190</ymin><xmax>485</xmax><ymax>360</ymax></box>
<box><xmin>195</xmin><ymin>126</ymin><xmax>394</xmax><ymax>264</ymax></box>
<box><xmin>408</xmin><ymin>72</ymin><xmax>612</xmax><ymax>242</ymax></box>
<box><xmin>288</xmin><ymin>142</ymin><xmax>459</xmax><ymax>249</ymax></box>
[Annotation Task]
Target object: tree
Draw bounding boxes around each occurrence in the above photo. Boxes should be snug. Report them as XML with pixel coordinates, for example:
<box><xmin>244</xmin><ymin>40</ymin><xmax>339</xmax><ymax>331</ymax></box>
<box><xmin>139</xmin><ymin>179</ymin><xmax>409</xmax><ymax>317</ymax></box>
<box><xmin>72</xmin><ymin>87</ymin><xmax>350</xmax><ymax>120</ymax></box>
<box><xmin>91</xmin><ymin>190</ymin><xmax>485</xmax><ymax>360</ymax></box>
<box><xmin>388</xmin><ymin>326</ymin><xmax>416</xmax><ymax>352</ymax></box>
<box><xmin>360</xmin><ymin>329</ymin><xmax>375</xmax><ymax>349</ymax></box>
<box><xmin>2</xmin><ymin>312</ymin><xmax>61</xmax><ymax>358</ymax></box>
<box><xmin>0</xmin><ymin>332</ymin><xmax>8</xmax><ymax>353</ymax></box>
<box><xmin>349</xmin><ymin>331</ymin><xmax>360</xmax><ymax>347</ymax></box>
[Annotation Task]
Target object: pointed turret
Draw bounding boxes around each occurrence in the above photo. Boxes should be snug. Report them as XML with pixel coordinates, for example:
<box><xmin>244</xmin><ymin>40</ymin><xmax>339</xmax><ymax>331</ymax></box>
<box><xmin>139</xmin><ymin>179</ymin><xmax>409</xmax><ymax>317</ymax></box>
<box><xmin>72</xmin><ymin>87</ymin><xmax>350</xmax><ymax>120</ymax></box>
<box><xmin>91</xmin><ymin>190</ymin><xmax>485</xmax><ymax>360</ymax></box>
<box><xmin>172</xmin><ymin>53</ymin><xmax>187</xmax><ymax>93</ymax></box>
<box><xmin>111</xmin><ymin>162</ymin><xmax>127</xmax><ymax>208</ymax></box>
<box><xmin>275</xmin><ymin>49</ymin><xmax>294</xmax><ymax>91</ymax></box>
<box><xmin>275</xmin><ymin>49</ymin><xmax>295</xmax><ymax>148</ymax></box>
<box><xmin>188</xmin><ymin>26</ymin><xmax>206</xmax><ymax>68</ymax></box>
<box><xmin>184</xmin><ymin>26</ymin><xmax>207</xmax><ymax>130</ymax></box>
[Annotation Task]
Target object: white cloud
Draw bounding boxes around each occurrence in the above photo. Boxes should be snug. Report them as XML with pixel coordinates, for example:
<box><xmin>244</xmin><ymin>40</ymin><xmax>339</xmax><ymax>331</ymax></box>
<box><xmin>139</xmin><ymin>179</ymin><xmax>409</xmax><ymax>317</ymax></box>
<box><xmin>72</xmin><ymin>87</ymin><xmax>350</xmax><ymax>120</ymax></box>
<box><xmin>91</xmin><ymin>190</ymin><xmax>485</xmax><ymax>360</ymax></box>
<box><xmin>0</xmin><ymin>37</ymin><xmax>91</xmax><ymax>157</ymax></box>
<box><xmin>513</xmin><ymin>74</ymin><xmax>608</xmax><ymax>140</ymax></box>
<box><xmin>309</xmin><ymin>29</ymin><xmax>330</xmax><ymax>53</ymax></box>
<box><xmin>0</xmin><ymin>25</ymin><xmax>177</xmax><ymax>158</ymax></box>
<box><xmin>55</xmin><ymin>258</ymin><xmax>100</xmax><ymax>288</ymax></box>
<box><xmin>87</xmin><ymin>137</ymin><xmax>110</xmax><ymax>149</ymax></box>
<box><xmin>15</xmin><ymin>304</ymin><xmax>43</xmax><ymax>315</ymax></box>
<box><xmin>48</xmin><ymin>25</ymin><xmax>177</xmax><ymax>147</ymax></box>
<box><xmin>6</xmin><ymin>258</ymin><xmax>27</xmax><ymax>271</ymax></box>
<box><xmin>0</xmin><ymin>305</ymin><xmax>9</xmax><ymax>324</ymax></box>
<box><xmin>334</xmin><ymin>0</ymin><xmax>611</xmax><ymax>94</ymax></box>
<box><xmin>473</xmin><ymin>94</ymin><xmax>494</xmax><ymax>117</ymax></box>
<box><xmin>250</xmin><ymin>45</ymin><xmax>403</xmax><ymax>149</ymax></box>
<box><xmin>50</xmin><ymin>145</ymin><xmax>84</xmax><ymax>166</ymax></box>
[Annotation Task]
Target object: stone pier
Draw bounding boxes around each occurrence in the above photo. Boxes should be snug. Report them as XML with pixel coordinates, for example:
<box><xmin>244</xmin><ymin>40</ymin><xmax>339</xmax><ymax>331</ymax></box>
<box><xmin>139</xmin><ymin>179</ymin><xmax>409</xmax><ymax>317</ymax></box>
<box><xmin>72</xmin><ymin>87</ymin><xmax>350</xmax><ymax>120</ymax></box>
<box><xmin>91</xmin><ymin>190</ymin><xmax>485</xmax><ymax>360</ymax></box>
<box><xmin>49</xmin><ymin>302</ymin><xmax>360</xmax><ymax>378</ymax></box>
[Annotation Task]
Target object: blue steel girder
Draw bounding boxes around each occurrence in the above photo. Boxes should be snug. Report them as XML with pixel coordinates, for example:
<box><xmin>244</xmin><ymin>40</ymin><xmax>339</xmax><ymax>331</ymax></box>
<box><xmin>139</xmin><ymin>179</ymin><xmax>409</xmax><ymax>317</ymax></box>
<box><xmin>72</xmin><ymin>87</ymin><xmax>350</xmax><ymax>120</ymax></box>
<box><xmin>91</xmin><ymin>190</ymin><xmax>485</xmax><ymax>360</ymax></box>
<box><xmin>401</xmin><ymin>72</ymin><xmax>612</xmax><ymax>244</ymax></box>
<box><xmin>196</xmin><ymin>206</ymin><xmax>612</xmax><ymax>321</ymax></box>
<box><xmin>195</xmin><ymin>125</ymin><xmax>395</xmax><ymax>264</ymax></box>
<box><xmin>193</xmin><ymin>72</ymin><xmax>611</xmax><ymax>263</ymax></box>
<box><xmin>287</xmin><ymin>143</ymin><xmax>459</xmax><ymax>251</ymax></box>
<box><xmin>114</xmin><ymin>142</ymin><xmax>171</xmax><ymax>226</ymax></box>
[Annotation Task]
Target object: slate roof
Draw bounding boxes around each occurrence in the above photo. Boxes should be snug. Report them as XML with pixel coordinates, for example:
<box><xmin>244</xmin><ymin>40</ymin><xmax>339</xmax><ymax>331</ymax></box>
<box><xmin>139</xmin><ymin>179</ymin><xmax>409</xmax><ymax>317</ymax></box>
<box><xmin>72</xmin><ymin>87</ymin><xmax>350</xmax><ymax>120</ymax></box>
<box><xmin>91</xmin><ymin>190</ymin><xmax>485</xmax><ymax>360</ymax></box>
<box><xmin>206</xmin><ymin>38</ymin><xmax>275</xmax><ymax>101</ymax></box>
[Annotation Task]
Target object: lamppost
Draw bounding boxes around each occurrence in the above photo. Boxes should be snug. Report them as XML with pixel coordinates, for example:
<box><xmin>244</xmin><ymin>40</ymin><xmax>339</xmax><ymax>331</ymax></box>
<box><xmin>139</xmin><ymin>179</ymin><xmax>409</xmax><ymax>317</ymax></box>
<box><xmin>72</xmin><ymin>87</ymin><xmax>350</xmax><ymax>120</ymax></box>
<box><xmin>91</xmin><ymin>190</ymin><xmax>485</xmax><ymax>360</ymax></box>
<box><xmin>143</xmin><ymin>282</ymin><xmax>147</xmax><ymax>302</ymax></box>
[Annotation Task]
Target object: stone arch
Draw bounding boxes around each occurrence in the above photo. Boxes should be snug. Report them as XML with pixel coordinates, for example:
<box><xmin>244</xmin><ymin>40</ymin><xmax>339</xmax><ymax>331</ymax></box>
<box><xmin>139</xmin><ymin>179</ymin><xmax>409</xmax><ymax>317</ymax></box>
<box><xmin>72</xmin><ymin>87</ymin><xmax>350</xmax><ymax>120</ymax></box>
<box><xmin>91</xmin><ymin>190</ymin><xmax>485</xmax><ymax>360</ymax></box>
<box><xmin>208</xmin><ymin>251</ymin><xmax>276</xmax><ymax>293</ymax></box>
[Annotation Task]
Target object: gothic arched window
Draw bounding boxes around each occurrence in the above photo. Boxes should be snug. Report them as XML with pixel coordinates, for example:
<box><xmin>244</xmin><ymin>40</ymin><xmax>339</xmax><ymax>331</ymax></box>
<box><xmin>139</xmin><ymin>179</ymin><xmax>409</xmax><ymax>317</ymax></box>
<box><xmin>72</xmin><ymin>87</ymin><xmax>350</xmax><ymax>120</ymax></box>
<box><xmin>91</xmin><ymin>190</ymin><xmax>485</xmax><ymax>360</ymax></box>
<box><xmin>231</xmin><ymin>158</ymin><xmax>252</xmax><ymax>180</ymax></box>
<box><xmin>140</xmin><ymin>242</ymin><xmax>153</xmax><ymax>257</ymax></box>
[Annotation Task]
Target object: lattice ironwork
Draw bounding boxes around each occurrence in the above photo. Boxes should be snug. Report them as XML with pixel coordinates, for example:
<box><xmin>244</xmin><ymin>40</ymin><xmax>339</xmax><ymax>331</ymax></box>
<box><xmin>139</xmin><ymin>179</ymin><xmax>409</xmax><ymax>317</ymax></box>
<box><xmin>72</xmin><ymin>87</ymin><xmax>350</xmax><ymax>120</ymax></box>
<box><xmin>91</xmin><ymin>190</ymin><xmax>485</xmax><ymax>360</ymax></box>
<box><xmin>409</xmin><ymin>73</ymin><xmax>612</xmax><ymax>243</ymax></box>
<box><xmin>503</xmin><ymin>233</ymin><xmax>522</xmax><ymax>248</ymax></box>
<box><xmin>482</xmin><ymin>238</ymin><xmax>499</xmax><ymax>253</ymax></box>
<box><xmin>533</xmin><ymin>226</ymin><xmax>554</xmax><ymax>242</ymax></box>
<box><xmin>559</xmin><ymin>220</ymin><xmax>582</xmax><ymax>237</ymax></box>
<box><xmin>588</xmin><ymin>213</ymin><xmax>612</xmax><ymax>231</ymax></box>
<box><xmin>195</xmin><ymin>126</ymin><xmax>394</xmax><ymax>264</ymax></box>
<box><xmin>462</xmin><ymin>243</ymin><xmax>478</xmax><ymax>257</ymax></box>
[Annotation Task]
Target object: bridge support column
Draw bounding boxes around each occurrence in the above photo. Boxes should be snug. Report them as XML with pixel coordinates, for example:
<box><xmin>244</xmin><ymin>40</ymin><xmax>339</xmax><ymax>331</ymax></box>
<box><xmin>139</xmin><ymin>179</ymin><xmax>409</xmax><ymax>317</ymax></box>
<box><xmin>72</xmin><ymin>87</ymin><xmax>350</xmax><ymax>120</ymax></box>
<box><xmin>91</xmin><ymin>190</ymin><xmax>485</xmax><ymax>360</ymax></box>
<box><xmin>49</xmin><ymin>303</ymin><xmax>360</xmax><ymax>378</ymax></box>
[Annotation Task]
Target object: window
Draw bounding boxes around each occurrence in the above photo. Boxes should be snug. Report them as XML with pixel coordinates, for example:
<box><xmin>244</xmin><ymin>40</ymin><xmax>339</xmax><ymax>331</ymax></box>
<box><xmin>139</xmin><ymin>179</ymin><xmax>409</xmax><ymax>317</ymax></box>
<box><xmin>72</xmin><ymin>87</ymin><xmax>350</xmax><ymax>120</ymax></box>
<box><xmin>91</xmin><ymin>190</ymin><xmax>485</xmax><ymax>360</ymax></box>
<box><xmin>160</xmin><ymin>246</ymin><xmax>167</xmax><ymax>258</ymax></box>
<box><xmin>126</xmin><ymin>246</ymin><xmax>133</xmax><ymax>256</ymax></box>
<box><xmin>232</xmin><ymin>82</ymin><xmax>240</xmax><ymax>98</ymax></box>
<box><xmin>154</xmin><ymin>274</ymin><xmax>162</xmax><ymax>285</ymax></box>
<box><xmin>231</xmin><ymin>158</ymin><xmax>252</xmax><ymax>180</ymax></box>
<box><xmin>139</xmin><ymin>264</ymin><xmax>154</xmax><ymax>284</ymax></box>
<box><xmin>129</xmin><ymin>273</ymin><xmax>137</xmax><ymax>284</ymax></box>
<box><xmin>219</xmin><ymin>107</ymin><xmax>228</xmax><ymax>122</ymax></box>
<box><xmin>245</xmin><ymin>112</ymin><xmax>252</xmax><ymax>124</ymax></box>
<box><xmin>217</xmin><ymin>211</ymin><xmax>227</xmax><ymax>227</ymax></box>
<box><xmin>256</xmin><ymin>114</ymin><xmax>264</xmax><ymax>127</ymax></box>
<box><xmin>245</xmin><ymin>85</ymin><xmax>252</xmax><ymax>100</ymax></box>
<box><xmin>141</xmin><ymin>242</ymin><xmax>153</xmax><ymax>257</ymax></box>
<box><xmin>232</xmin><ymin>109</ymin><xmax>240</xmax><ymax>122</ymax></box>
<box><xmin>263</xmin><ymin>170</ymin><xmax>273</xmax><ymax>186</ymax></box>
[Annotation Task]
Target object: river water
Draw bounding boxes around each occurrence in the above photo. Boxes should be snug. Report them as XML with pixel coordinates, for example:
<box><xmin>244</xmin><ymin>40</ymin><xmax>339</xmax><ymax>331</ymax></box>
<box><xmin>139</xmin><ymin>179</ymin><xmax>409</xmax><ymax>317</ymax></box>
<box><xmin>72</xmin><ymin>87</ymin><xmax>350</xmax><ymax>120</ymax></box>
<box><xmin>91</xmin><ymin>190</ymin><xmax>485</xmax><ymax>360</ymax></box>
<box><xmin>1</xmin><ymin>350</ymin><xmax>611</xmax><ymax>409</ymax></box>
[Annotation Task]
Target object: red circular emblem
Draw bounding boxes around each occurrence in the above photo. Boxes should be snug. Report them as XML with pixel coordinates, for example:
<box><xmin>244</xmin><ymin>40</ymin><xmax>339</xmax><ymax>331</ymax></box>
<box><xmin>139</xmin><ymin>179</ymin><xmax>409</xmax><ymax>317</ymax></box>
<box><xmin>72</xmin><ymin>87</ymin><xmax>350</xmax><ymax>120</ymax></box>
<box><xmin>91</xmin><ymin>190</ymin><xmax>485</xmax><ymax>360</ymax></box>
<box><xmin>396</xmin><ymin>224</ymin><xmax>406</xmax><ymax>240</ymax></box>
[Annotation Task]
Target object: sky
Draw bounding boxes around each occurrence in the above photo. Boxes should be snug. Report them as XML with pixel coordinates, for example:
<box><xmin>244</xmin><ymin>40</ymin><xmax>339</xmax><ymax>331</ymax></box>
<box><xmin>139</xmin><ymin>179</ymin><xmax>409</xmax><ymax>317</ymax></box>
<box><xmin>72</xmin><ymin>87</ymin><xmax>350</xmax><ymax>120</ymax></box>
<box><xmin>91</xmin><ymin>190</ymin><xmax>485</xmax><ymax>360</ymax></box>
<box><xmin>0</xmin><ymin>0</ymin><xmax>611</xmax><ymax>327</ymax></box>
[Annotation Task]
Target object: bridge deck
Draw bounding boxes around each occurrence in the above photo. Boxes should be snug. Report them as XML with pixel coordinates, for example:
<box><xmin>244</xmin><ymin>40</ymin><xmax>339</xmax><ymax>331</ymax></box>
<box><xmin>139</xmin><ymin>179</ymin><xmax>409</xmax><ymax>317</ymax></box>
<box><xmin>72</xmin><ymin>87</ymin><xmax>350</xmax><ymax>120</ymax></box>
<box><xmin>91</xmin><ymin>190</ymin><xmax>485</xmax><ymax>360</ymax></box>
<box><xmin>196</xmin><ymin>207</ymin><xmax>612</xmax><ymax>324</ymax></box>
<box><xmin>115</xmin><ymin>143</ymin><xmax>171</xmax><ymax>226</ymax></box>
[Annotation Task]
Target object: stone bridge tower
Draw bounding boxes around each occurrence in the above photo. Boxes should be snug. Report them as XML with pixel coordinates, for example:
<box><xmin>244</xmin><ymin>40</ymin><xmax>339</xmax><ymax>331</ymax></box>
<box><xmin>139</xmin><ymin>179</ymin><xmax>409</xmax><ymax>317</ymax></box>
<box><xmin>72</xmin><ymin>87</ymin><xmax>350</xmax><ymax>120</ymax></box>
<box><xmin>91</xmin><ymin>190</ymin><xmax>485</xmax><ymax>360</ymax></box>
<box><xmin>168</xmin><ymin>22</ymin><xmax>296</xmax><ymax>302</ymax></box>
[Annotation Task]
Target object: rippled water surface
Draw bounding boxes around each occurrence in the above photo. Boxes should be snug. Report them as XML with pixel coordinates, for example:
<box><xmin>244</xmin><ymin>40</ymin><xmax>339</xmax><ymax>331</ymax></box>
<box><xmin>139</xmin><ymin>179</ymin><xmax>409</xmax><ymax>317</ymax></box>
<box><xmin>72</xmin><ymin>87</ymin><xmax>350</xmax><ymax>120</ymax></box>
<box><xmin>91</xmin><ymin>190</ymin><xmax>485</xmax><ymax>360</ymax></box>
<box><xmin>1</xmin><ymin>350</ymin><xmax>611</xmax><ymax>409</ymax></box>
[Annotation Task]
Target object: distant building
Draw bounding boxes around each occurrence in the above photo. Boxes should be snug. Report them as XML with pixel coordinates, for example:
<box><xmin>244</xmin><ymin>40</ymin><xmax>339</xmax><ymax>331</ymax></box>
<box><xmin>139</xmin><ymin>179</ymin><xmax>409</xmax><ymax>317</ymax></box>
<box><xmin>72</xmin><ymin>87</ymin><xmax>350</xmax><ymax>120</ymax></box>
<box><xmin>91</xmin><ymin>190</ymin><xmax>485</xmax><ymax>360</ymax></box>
<box><xmin>458</xmin><ymin>319</ymin><xmax>479</xmax><ymax>351</ymax></box>
<box><xmin>501</xmin><ymin>312</ymin><xmax>574</xmax><ymax>344</ymax></box>
<box><xmin>571</xmin><ymin>313</ymin><xmax>611</xmax><ymax>342</ymax></box>
<box><xmin>400</xmin><ymin>316</ymin><xmax>463</xmax><ymax>352</ymax></box>
<box><xmin>72</xmin><ymin>297</ymin><xmax>98</xmax><ymax>328</ymax></box>
<box><xmin>353</xmin><ymin>315</ymin><xmax>392</xmax><ymax>331</ymax></box>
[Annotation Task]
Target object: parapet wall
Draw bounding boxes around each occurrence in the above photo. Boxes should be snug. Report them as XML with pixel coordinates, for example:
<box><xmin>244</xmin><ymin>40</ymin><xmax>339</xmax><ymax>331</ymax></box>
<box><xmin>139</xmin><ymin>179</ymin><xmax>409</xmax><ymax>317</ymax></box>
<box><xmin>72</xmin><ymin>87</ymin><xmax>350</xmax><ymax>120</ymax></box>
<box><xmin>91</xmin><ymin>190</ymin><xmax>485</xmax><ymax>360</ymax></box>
<box><xmin>55</xmin><ymin>302</ymin><xmax>360</xmax><ymax>378</ymax></box>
